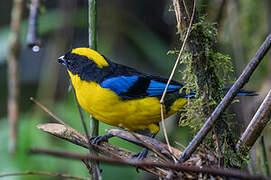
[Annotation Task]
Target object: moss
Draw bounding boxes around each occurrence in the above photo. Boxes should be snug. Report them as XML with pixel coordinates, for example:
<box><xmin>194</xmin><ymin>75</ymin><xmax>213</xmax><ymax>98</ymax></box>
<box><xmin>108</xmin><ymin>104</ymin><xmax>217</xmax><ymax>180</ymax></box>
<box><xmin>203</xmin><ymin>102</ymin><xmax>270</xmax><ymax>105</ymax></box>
<box><xmin>176</xmin><ymin>18</ymin><xmax>233</xmax><ymax>131</ymax></box>
<box><xmin>170</xmin><ymin>16</ymin><xmax>245</xmax><ymax>167</ymax></box>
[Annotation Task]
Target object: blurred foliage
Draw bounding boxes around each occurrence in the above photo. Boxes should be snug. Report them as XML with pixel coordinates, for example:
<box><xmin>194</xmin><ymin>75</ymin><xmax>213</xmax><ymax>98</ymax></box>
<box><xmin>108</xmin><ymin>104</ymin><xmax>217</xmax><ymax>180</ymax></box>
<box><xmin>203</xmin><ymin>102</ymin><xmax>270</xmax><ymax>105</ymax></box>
<box><xmin>1</xmin><ymin>0</ymin><xmax>271</xmax><ymax>179</ymax></box>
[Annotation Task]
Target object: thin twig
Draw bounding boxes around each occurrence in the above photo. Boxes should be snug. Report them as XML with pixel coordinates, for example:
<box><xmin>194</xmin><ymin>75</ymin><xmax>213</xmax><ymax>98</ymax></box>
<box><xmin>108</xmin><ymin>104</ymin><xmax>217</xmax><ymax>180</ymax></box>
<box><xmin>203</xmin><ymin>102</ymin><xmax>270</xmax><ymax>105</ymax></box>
<box><xmin>7</xmin><ymin>0</ymin><xmax>24</xmax><ymax>155</ymax></box>
<box><xmin>82</xmin><ymin>159</ymin><xmax>92</xmax><ymax>175</ymax></box>
<box><xmin>88</xmin><ymin>0</ymin><xmax>97</xmax><ymax>50</ymax></box>
<box><xmin>179</xmin><ymin>33</ymin><xmax>271</xmax><ymax>163</ymax></box>
<box><xmin>237</xmin><ymin>87</ymin><xmax>271</xmax><ymax>149</ymax></box>
<box><xmin>30</xmin><ymin>97</ymin><xmax>66</xmax><ymax>125</ymax></box>
<box><xmin>175</xmin><ymin>141</ymin><xmax>186</xmax><ymax>150</ymax></box>
<box><xmin>159</xmin><ymin>0</ymin><xmax>196</xmax><ymax>163</ymax></box>
<box><xmin>159</xmin><ymin>0</ymin><xmax>195</xmax><ymax>104</ymax></box>
<box><xmin>29</xmin><ymin>148</ymin><xmax>267</xmax><ymax>180</ymax></box>
<box><xmin>30</xmin><ymin>97</ymin><xmax>86</xmax><ymax>140</ymax></box>
<box><xmin>160</xmin><ymin>106</ymin><xmax>177</xmax><ymax>163</ymax></box>
<box><xmin>88</xmin><ymin>0</ymin><xmax>99</xmax><ymax>138</ymax></box>
<box><xmin>0</xmin><ymin>171</ymin><xmax>87</xmax><ymax>180</ymax></box>
<box><xmin>173</xmin><ymin>0</ymin><xmax>182</xmax><ymax>33</ymax></box>
<box><xmin>212</xmin><ymin>128</ymin><xmax>223</xmax><ymax>167</ymax></box>
<box><xmin>182</xmin><ymin>0</ymin><xmax>190</xmax><ymax>19</ymax></box>
<box><xmin>32</xmin><ymin>95</ymin><xmax>100</xmax><ymax>178</ymax></box>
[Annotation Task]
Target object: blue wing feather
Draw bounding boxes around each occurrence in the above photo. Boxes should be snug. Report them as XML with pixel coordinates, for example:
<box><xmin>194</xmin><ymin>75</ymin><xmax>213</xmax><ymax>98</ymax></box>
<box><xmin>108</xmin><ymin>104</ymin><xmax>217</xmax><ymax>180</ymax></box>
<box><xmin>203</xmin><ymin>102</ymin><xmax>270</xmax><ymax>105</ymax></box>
<box><xmin>100</xmin><ymin>74</ymin><xmax>182</xmax><ymax>99</ymax></box>
<box><xmin>100</xmin><ymin>75</ymin><xmax>138</xmax><ymax>95</ymax></box>
<box><xmin>146</xmin><ymin>80</ymin><xmax>181</xmax><ymax>96</ymax></box>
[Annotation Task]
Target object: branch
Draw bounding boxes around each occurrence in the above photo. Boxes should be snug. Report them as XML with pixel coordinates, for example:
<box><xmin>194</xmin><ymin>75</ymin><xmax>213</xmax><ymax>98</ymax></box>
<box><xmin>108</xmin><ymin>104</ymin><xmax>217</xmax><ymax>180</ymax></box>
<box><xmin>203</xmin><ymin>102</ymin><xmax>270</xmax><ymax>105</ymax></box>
<box><xmin>179</xmin><ymin>33</ymin><xmax>271</xmax><ymax>163</ymax></box>
<box><xmin>107</xmin><ymin>129</ymin><xmax>182</xmax><ymax>159</ymax></box>
<box><xmin>88</xmin><ymin>0</ymin><xmax>100</xmax><ymax>178</ymax></box>
<box><xmin>237</xmin><ymin>87</ymin><xmax>271</xmax><ymax>149</ymax></box>
<box><xmin>37</xmin><ymin>123</ymin><xmax>170</xmax><ymax>178</ymax></box>
<box><xmin>0</xmin><ymin>171</ymin><xmax>87</xmax><ymax>180</ymax></box>
<box><xmin>88</xmin><ymin>0</ymin><xmax>97</xmax><ymax>50</ymax></box>
<box><xmin>30</xmin><ymin>97</ymin><xmax>66</xmax><ymax>125</ymax></box>
<box><xmin>34</xmin><ymin>97</ymin><xmax>247</xmax><ymax>179</ymax></box>
<box><xmin>31</xmin><ymin>97</ymin><xmax>174</xmax><ymax>177</ymax></box>
<box><xmin>29</xmin><ymin>148</ymin><xmax>267</xmax><ymax>180</ymax></box>
<box><xmin>7</xmin><ymin>0</ymin><xmax>24</xmax><ymax>155</ymax></box>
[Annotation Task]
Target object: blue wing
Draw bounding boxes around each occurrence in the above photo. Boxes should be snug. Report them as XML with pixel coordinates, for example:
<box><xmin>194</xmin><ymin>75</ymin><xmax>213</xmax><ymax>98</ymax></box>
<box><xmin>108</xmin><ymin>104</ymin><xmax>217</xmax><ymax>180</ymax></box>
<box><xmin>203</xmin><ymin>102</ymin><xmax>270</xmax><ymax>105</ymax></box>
<box><xmin>146</xmin><ymin>80</ymin><xmax>181</xmax><ymax>96</ymax></box>
<box><xmin>100</xmin><ymin>75</ymin><xmax>138</xmax><ymax>95</ymax></box>
<box><xmin>100</xmin><ymin>75</ymin><xmax>182</xmax><ymax>100</ymax></box>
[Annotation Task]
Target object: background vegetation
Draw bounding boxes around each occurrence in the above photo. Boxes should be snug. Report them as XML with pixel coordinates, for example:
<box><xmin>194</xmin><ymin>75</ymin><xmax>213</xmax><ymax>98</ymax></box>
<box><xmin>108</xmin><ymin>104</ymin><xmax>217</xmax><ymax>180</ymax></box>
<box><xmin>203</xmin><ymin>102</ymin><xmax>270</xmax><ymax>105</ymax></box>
<box><xmin>0</xmin><ymin>0</ymin><xmax>270</xmax><ymax>179</ymax></box>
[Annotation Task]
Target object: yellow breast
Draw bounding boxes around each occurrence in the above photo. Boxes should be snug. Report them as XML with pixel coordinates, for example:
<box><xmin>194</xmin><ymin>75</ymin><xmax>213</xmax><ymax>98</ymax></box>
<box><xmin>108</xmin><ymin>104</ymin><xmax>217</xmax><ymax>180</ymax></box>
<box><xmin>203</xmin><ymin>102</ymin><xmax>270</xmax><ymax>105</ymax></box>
<box><xmin>68</xmin><ymin>71</ymin><xmax>187</xmax><ymax>134</ymax></box>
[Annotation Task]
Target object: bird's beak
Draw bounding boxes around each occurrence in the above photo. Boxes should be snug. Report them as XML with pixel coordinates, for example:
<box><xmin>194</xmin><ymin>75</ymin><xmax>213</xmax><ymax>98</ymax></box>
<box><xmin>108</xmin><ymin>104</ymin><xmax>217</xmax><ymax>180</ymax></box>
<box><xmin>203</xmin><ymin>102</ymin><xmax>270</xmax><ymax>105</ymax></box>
<box><xmin>57</xmin><ymin>55</ymin><xmax>66</xmax><ymax>65</ymax></box>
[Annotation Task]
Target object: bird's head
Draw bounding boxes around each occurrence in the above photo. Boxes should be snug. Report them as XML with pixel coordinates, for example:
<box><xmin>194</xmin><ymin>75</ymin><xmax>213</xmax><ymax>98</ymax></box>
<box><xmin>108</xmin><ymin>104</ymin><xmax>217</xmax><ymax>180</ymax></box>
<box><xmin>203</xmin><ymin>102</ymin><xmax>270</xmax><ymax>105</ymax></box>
<box><xmin>57</xmin><ymin>47</ymin><xmax>109</xmax><ymax>73</ymax></box>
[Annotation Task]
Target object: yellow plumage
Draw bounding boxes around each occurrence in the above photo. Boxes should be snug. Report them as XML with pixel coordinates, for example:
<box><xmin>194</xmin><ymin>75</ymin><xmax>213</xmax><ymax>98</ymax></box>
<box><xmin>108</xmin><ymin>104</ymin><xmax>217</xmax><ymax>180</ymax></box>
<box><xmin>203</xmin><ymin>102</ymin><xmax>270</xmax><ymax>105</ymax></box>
<box><xmin>68</xmin><ymin>70</ymin><xmax>187</xmax><ymax>134</ymax></box>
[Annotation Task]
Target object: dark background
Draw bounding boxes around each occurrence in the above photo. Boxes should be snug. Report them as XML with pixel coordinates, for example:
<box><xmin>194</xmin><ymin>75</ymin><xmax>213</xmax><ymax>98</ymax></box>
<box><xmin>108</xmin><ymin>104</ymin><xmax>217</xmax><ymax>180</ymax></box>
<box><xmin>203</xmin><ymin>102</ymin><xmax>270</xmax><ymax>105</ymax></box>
<box><xmin>0</xmin><ymin>0</ymin><xmax>270</xmax><ymax>179</ymax></box>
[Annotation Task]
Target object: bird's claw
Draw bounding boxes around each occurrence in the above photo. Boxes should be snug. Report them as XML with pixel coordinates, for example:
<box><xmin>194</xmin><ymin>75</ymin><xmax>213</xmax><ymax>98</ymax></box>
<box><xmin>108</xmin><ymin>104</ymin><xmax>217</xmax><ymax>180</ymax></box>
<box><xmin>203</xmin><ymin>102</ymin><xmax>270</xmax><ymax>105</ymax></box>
<box><xmin>131</xmin><ymin>148</ymin><xmax>149</xmax><ymax>172</ymax></box>
<box><xmin>90</xmin><ymin>134</ymin><xmax>113</xmax><ymax>145</ymax></box>
<box><xmin>131</xmin><ymin>148</ymin><xmax>149</xmax><ymax>160</ymax></box>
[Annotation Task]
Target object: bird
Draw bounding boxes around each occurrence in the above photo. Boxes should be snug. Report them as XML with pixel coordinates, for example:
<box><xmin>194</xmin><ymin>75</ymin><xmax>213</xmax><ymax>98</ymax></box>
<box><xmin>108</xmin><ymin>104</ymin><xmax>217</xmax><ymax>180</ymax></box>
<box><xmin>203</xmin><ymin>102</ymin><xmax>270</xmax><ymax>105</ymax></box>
<box><xmin>57</xmin><ymin>47</ymin><xmax>256</xmax><ymax>159</ymax></box>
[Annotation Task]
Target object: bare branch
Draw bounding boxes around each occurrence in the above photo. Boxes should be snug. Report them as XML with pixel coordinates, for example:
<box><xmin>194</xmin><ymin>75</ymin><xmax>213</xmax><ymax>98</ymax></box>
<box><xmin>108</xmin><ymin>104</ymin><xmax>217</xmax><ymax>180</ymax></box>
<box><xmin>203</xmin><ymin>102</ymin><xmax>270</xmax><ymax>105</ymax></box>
<box><xmin>37</xmin><ymin>123</ymin><xmax>169</xmax><ymax>178</ymax></box>
<box><xmin>0</xmin><ymin>171</ymin><xmax>87</xmax><ymax>180</ymax></box>
<box><xmin>29</xmin><ymin>148</ymin><xmax>267</xmax><ymax>180</ymax></box>
<box><xmin>30</xmin><ymin>97</ymin><xmax>66</xmax><ymax>125</ymax></box>
<box><xmin>107</xmin><ymin>129</ymin><xmax>182</xmax><ymax>159</ymax></box>
<box><xmin>237</xmin><ymin>88</ymin><xmax>271</xmax><ymax>149</ymax></box>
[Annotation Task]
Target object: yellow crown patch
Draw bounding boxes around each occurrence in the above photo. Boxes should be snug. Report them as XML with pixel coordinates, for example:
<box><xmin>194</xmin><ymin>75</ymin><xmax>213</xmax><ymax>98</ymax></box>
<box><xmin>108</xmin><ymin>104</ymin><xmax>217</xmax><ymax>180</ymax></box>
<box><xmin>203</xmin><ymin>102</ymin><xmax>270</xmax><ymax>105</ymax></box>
<box><xmin>71</xmin><ymin>48</ymin><xmax>109</xmax><ymax>68</ymax></box>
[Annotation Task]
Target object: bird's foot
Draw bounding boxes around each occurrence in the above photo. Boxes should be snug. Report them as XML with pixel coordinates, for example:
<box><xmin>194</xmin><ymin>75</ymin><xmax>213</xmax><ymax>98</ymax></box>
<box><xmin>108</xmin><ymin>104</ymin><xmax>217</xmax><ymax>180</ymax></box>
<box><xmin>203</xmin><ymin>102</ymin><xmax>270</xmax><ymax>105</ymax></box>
<box><xmin>131</xmin><ymin>148</ymin><xmax>149</xmax><ymax>172</ymax></box>
<box><xmin>90</xmin><ymin>133</ymin><xmax>113</xmax><ymax>145</ymax></box>
<box><xmin>131</xmin><ymin>148</ymin><xmax>149</xmax><ymax>160</ymax></box>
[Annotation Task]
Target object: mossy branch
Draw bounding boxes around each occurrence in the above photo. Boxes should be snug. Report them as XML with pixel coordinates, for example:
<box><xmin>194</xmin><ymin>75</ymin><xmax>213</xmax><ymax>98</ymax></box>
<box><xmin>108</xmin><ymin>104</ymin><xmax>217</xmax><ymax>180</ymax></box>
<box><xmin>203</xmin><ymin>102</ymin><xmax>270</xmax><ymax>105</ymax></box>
<box><xmin>179</xmin><ymin>33</ymin><xmax>271</xmax><ymax>163</ymax></box>
<box><xmin>173</xmin><ymin>0</ymin><xmax>233</xmax><ymax>165</ymax></box>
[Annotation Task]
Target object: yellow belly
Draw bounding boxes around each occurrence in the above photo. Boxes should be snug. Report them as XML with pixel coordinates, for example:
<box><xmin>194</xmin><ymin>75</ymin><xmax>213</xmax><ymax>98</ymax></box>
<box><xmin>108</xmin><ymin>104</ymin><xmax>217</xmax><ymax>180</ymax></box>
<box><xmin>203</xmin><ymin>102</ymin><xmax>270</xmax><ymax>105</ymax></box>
<box><xmin>69</xmin><ymin>72</ymin><xmax>187</xmax><ymax>134</ymax></box>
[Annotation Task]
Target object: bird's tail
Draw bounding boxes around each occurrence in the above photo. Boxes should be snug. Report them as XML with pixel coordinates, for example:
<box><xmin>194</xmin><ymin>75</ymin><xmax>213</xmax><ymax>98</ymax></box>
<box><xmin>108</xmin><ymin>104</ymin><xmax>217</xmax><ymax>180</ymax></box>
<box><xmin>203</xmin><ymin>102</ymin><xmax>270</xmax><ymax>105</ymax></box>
<box><xmin>222</xmin><ymin>87</ymin><xmax>257</xmax><ymax>96</ymax></box>
<box><xmin>183</xmin><ymin>87</ymin><xmax>257</xmax><ymax>99</ymax></box>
